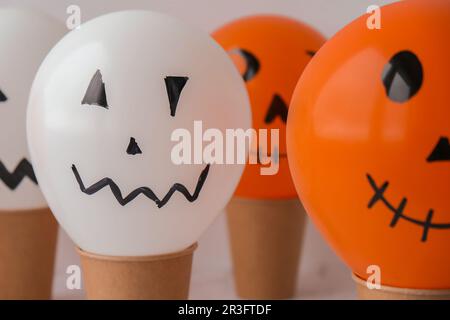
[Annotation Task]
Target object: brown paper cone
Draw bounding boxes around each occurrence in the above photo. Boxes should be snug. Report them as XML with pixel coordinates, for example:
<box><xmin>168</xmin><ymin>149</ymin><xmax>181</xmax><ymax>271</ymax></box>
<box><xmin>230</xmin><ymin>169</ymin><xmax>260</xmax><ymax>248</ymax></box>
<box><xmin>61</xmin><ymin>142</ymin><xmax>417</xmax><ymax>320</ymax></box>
<box><xmin>0</xmin><ymin>207</ymin><xmax>58</xmax><ymax>300</ymax></box>
<box><xmin>78</xmin><ymin>243</ymin><xmax>197</xmax><ymax>300</ymax></box>
<box><xmin>227</xmin><ymin>197</ymin><xmax>306</xmax><ymax>299</ymax></box>
<box><xmin>352</xmin><ymin>273</ymin><xmax>450</xmax><ymax>300</ymax></box>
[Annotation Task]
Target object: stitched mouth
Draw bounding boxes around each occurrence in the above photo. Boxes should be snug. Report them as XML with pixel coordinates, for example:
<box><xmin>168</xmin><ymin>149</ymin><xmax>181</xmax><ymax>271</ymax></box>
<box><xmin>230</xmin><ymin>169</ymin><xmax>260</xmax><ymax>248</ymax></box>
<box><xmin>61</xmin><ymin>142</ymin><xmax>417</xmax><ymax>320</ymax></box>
<box><xmin>366</xmin><ymin>173</ymin><xmax>450</xmax><ymax>242</ymax></box>
<box><xmin>72</xmin><ymin>164</ymin><xmax>210</xmax><ymax>208</ymax></box>
<box><xmin>0</xmin><ymin>158</ymin><xmax>37</xmax><ymax>190</ymax></box>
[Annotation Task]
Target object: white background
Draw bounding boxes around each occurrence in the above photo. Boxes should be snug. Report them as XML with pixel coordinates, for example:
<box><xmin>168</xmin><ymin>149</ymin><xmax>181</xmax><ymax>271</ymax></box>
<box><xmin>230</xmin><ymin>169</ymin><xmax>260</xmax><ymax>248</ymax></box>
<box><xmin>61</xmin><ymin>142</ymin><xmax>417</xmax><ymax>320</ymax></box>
<box><xmin>0</xmin><ymin>0</ymin><xmax>399</xmax><ymax>299</ymax></box>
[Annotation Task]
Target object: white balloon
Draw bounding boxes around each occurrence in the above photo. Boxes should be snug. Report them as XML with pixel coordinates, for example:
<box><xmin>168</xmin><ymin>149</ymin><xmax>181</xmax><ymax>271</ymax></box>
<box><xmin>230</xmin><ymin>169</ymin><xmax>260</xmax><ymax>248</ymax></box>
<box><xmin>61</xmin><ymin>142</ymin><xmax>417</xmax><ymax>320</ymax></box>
<box><xmin>0</xmin><ymin>8</ymin><xmax>65</xmax><ymax>210</ymax></box>
<box><xmin>27</xmin><ymin>10</ymin><xmax>251</xmax><ymax>256</ymax></box>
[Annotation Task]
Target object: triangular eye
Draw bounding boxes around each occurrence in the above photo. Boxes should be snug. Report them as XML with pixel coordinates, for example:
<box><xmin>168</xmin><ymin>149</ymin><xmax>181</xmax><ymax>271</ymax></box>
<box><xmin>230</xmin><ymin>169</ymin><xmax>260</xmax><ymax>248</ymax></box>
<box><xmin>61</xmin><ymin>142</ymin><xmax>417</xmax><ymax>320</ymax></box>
<box><xmin>306</xmin><ymin>50</ymin><xmax>317</xmax><ymax>57</ymax></box>
<box><xmin>427</xmin><ymin>137</ymin><xmax>450</xmax><ymax>162</ymax></box>
<box><xmin>382</xmin><ymin>50</ymin><xmax>423</xmax><ymax>103</ymax></box>
<box><xmin>265</xmin><ymin>94</ymin><xmax>288</xmax><ymax>124</ymax></box>
<box><xmin>165</xmin><ymin>76</ymin><xmax>188</xmax><ymax>117</ymax></box>
<box><xmin>229</xmin><ymin>48</ymin><xmax>260</xmax><ymax>82</ymax></box>
<box><xmin>0</xmin><ymin>89</ymin><xmax>7</xmax><ymax>102</ymax></box>
<box><xmin>82</xmin><ymin>70</ymin><xmax>108</xmax><ymax>109</ymax></box>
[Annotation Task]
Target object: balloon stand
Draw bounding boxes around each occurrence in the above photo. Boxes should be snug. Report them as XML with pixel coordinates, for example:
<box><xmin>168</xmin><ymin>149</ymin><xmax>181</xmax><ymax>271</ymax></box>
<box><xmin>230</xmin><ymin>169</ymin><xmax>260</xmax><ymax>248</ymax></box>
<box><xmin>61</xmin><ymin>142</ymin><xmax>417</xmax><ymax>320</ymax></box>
<box><xmin>227</xmin><ymin>198</ymin><xmax>306</xmax><ymax>299</ymax></box>
<box><xmin>352</xmin><ymin>274</ymin><xmax>450</xmax><ymax>300</ymax></box>
<box><xmin>78</xmin><ymin>243</ymin><xmax>197</xmax><ymax>300</ymax></box>
<box><xmin>0</xmin><ymin>208</ymin><xmax>57</xmax><ymax>299</ymax></box>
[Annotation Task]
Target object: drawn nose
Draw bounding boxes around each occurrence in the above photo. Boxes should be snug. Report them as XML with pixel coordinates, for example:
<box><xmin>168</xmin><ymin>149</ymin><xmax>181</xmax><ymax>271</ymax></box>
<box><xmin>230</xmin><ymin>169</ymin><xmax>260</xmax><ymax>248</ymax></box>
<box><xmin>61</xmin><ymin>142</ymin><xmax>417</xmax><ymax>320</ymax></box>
<box><xmin>427</xmin><ymin>136</ymin><xmax>450</xmax><ymax>162</ymax></box>
<box><xmin>264</xmin><ymin>94</ymin><xmax>288</xmax><ymax>124</ymax></box>
<box><xmin>126</xmin><ymin>137</ymin><xmax>142</xmax><ymax>155</ymax></box>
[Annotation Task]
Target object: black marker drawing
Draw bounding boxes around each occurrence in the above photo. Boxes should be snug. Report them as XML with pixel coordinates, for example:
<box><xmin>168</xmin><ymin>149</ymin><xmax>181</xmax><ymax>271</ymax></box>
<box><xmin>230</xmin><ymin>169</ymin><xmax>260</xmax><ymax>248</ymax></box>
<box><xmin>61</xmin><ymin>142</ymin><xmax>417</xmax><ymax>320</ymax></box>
<box><xmin>382</xmin><ymin>50</ymin><xmax>423</xmax><ymax>103</ymax></box>
<box><xmin>0</xmin><ymin>89</ymin><xmax>7</xmax><ymax>102</ymax></box>
<box><xmin>306</xmin><ymin>50</ymin><xmax>317</xmax><ymax>57</ymax></box>
<box><xmin>82</xmin><ymin>70</ymin><xmax>109</xmax><ymax>109</ymax></box>
<box><xmin>229</xmin><ymin>48</ymin><xmax>260</xmax><ymax>82</ymax></box>
<box><xmin>427</xmin><ymin>137</ymin><xmax>450</xmax><ymax>162</ymax></box>
<box><xmin>165</xmin><ymin>76</ymin><xmax>189</xmax><ymax>117</ymax></box>
<box><xmin>72</xmin><ymin>164</ymin><xmax>210</xmax><ymax>208</ymax></box>
<box><xmin>126</xmin><ymin>137</ymin><xmax>142</xmax><ymax>155</ymax></box>
<box><xmin>366</xmin><ymin>173</ymin><xmax>450</xmax><ymax>242</ymax></box>
<box><xmin>0</xmin><ymin>158</ymin><xmax>37</xmax><ymax>190</ymax></box>
<box><xmin>265</xmin><ymin>94</ymin><xmax>288</xmax><ymax>124</ymax></box>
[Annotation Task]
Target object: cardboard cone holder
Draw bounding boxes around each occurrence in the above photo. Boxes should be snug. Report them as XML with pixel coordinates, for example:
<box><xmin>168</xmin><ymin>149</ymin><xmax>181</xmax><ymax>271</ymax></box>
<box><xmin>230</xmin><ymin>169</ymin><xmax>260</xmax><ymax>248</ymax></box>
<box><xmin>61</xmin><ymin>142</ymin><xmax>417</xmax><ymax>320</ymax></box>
<box><xmin>352</xmin><ymin>273</ymin><xmax>450</xmax><ymax>300</ymax></box>
<box><xmin>0</xmin><ymin>207</ymin><xmax>58</xmax><ymax>299</ymax></box>
<box><xmin>78</xmin><ymin>243</ymin><xmax>197</xmax><ymax>300</ymax></box>
<box><xmin>227</xmin><ymin>197</ymin><xmax>306</xmax><ymax>299</ymax></box>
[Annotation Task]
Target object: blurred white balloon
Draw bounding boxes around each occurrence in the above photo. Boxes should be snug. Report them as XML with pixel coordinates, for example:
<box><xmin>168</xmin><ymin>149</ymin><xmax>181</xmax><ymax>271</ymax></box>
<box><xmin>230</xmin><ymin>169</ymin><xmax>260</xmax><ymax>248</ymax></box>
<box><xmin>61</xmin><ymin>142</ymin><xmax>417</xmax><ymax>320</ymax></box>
<box><xmin>27</xmin><ymin>10</ymin><xmax>251</xmax><ymax>256</ymax></box>
<box><xmin>0</xmin><ymin>8</ymin><xmax>65</xmax><ymax>210</ymax></box>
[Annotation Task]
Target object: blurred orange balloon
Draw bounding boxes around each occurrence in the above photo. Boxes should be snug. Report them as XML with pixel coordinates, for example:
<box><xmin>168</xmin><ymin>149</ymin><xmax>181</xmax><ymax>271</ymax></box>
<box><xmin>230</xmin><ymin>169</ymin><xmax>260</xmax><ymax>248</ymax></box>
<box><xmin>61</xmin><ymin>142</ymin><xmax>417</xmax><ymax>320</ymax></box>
<box><xmin>213</xmin><ymin>15</ymin><xmax>325</xmax><ymax>199</ymax></box>
<box><xmin>287</xmin><ymin>0</ymin><xmax>450</xmax><ymax>289</ymax></box>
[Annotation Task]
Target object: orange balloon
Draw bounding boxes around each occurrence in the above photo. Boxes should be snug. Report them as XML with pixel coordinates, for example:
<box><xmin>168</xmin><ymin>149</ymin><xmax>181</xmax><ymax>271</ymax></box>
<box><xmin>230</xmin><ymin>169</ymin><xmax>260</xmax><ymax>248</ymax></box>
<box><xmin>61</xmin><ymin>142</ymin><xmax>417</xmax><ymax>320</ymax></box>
<box><xmin>287</xmin><ymin>0</ymin><xmax>450</xmax><ymax>289</ymax></box>
<box><xmin>213</xmin><ymin>15</ymin><xmax>325</xmax><ymax>199</ymax></box>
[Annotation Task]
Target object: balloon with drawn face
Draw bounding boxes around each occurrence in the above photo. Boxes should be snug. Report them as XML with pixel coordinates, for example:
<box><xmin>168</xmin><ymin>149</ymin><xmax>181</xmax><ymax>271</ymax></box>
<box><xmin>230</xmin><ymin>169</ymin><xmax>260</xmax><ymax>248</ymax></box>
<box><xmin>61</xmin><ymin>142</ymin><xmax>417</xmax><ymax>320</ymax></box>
<box><xmin>213</xmin><ymin>15</ymin><xmax>325</xmax><ymax>199</ymax></box>
<box><xmin>0</xmin><ymin>8</ymin><xmax>65</xmax><ymax>210</ymax></box>
<box><xmin>287</xmin><ymin>0</ymin><xmax>450</xmax><ymax>289</ymax></box>
<box><xmin>27</xmin><ymin>11</ymin><xmax>251</xmax><ymax>256</ymax></box>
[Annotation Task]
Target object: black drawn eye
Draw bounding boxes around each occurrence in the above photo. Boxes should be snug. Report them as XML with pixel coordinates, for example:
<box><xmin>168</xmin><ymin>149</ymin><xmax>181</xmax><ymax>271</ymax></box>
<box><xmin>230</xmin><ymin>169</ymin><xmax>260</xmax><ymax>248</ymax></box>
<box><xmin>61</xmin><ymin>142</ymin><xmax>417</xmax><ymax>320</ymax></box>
<box><xmin>382</xmin><ymin>51</ymin><xmax>423</xmax><ymax>103</ymax></box>
<box><xmin>82</xmin><ymin>69</ymin><xmax>109</xmax><ymax>109</ymax></box>
<box><xmin>427</xmin><ymin>137</ymin><xmax>450</xmax><ymax>162</ymax></box>
<box><xmin>0</xmin><ymin>89</ymin><xmax>7</xmax><ymax>102</ymax></box>
<box><xmin>126</xmin><ymin>137</ymin><xmax>142</xmax><ymax>155</ymax></box>
<box><xmin>165</xmin><ymin>76</ymin><xmax>189</xmax><ymax>117</ymax></box>
<box><xmin>306</xmin><ymin>50</ymin><xmax>317</xmax><ymax>57</ymax></box>
<box><xmin>229</xmin><ymin>48</ymin><xmax>260</xmax><ymax>82</ymax></box>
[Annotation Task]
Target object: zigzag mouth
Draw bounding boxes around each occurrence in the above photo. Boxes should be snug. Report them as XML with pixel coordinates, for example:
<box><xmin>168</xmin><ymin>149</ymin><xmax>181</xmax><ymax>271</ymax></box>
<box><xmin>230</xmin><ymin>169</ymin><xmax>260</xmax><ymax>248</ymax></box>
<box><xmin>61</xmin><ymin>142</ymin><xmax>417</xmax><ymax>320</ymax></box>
<box><xmin>366</xmin><ymin>173</ymin><xmax>450</xmax><ymax>242</ymax></box>
<box><xmin>0</xmin><ymin>158</ymin><xmax>37</xmax><ymax>190</ymax></box>
<box><xmin>72</xmin><ymin>164</ymin><xmax>210</xmax><ymax>208</ymax></box>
